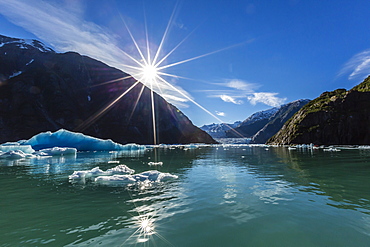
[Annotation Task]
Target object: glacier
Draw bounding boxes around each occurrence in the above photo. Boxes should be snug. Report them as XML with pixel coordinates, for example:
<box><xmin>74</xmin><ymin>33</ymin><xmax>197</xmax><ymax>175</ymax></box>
<box><xmin>20</xmin><ymin>129</ymin><xmax>145</xmax><ymax>151</ymax></box>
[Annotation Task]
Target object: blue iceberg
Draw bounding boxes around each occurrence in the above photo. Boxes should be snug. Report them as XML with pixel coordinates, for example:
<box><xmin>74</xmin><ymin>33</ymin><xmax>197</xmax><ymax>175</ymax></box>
<box><xmin>20</xmin><ymin>129</ymin><xmax>145</xmax><ymax>151</ymax></box>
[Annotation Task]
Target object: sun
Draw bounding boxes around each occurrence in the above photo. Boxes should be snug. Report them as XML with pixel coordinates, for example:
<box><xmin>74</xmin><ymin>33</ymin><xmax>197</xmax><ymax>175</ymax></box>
<box><xmin>141</xmin><ymin>64</ymin><xmax>159</xmax><ymax>83</ymax></box>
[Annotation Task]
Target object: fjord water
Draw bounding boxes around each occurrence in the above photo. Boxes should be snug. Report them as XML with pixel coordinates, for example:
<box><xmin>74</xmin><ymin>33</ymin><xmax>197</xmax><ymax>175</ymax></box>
<box><xmin>1</xmin><ymin>146</ymin><xmax>370</xmax><ymax>246</ymax></box>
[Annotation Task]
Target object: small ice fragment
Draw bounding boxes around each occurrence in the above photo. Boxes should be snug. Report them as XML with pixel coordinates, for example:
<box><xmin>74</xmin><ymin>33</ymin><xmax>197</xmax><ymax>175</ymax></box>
<box><xmin>108</xmin><ymin>160</ymin><xmax>119</xmax><ymax>164</ymax></box>
<box><xmin>148</xmin><ymin>161</ymin><xmax>163</xmax><ymax>166</ymax></box>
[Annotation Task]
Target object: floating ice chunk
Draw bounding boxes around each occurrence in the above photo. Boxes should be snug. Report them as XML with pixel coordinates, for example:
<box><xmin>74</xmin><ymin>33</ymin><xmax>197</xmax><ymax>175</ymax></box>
<box><xmin>148</xmin><ymin>161</ymin><xmax>163</xmax><ymax>166</ymax></box>
<box><xmin>323</xmin><ymin>148</ymin><xmax>340</xmax><ymax>152</ymax></box>
<box><xmin>106</xmin><ymin>164</ymin><xmax>135</xmax><ymax>175</ymax></box>
<box><xmin>0</xmin><ymin>144</ymin><xmax>35</xmax><ymax>154</ymax></box>
<box><xmin>135</xmin><ymin>170</ymin><xmax>178</xmax><ymax>182</ymax></box>
<box><xmin>108</xmin><ymin>160</ymin><xmax>119</xmax><ymax>164</ymax></box>
<box><xmin>94</xmin><ymin>175</ymin><xmax>136</xmax><ymax>185</ymax></box>
<box><xmin>36</xmin><ymin>147</ymin><xmax>77</xmax><ymax>156</ymax></box>
<box><xmin>69</xmin><ymin>165</ymin><xmax>135</xmax><ymax>180</ymax></box>
<box><xmin>359</xmin><ymin>146</ymin><xmax>370</xmax><ymax>149</ymax></box>
<box><xmin>1</xmin><ymin>142</ymin><xmax>21</xmax><ymax>146</ymax></box>
<box><xmin>21</xmin><ymin>129</ymin><xmax>146</xmax><ymax>151</ymax></box>
<box><xmin>94</xmin><ymin>171</ymin><xmax>178</xmax><ymax>186</ymax></box>
<box><xmin>69</xmin><ymin>167</ymin><xmax>104</xmax><ymax>180</ymax></box>
<box><xmin>0</xmin><ymin>150</ymin><xmax>36</xmax><ymax>159</ymax></box>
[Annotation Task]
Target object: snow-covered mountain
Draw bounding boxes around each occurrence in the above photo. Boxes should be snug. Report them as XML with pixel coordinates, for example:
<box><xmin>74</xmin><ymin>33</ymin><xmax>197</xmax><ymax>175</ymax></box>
<box><xmin>250</xmin><ymin>99</ymin><xmax>310</xmax><ymax>143</ymax></box>
<box><xmin>200</xmin><ymin>121</ymin><xmax>241</xmax><ymax>138</ymax></box>
<box><xmin>0</xmin><ymin>35</ymin><xmax>54</xmax><ymax>53</ymax></box>
<box><xmin>225</xmin><ymin>107</ymin><xmax>279</xmax><ymax>138</ymax></box>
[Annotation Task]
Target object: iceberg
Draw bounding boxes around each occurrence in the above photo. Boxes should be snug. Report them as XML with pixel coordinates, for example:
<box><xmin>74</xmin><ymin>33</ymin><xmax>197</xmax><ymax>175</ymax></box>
<box><xmin>21</xmin><ymin>129</ymin><xmax>145</xmax><ymax>151</ymax></box>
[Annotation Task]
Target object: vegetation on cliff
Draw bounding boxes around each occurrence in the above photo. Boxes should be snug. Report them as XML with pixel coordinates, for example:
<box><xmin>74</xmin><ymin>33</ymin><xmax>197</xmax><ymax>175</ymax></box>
<box><xmin>267</xmin><ymin>75</ymin><xmax>370</xmax><ymax>145</ymax></box>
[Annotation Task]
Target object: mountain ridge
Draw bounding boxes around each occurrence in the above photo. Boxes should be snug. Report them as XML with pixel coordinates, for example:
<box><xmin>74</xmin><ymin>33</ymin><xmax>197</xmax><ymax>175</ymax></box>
<box><xmin>0</xmin><ymin>34</ymin><xmax>216</xmax><ymax>145</ymax></box>
<box><xmin>267</xmin><ymin>76</ymin><xmax>370</xmax><ymax>145</ymax></box>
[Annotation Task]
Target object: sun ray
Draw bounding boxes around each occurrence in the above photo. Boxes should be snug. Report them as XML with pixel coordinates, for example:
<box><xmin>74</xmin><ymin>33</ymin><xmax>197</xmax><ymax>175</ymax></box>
<box><xmin>127</xmin><ymin>83</ymin><xmax>146</xmax><ymax>125</ymax></box>
<box><xmin>118</xmin><ymin>12</ymin><xmax>148</xmax><ymax>67</ymax></box>
<box><xmin>152</xmin><ymin>1</ymin><xmax>179</xmax><ymax>66</ymax></box>
<box><xmin>150</xmin><ymin>85</ymin><xmax>158</xmax><ymax>145</ymax></box>
<box><xmin>143</xmin><ymin>5</ymin><xmax>152</xmax><ymax>65</ymax></box>
<box><xmin>75</xmin><ymin>80</ymin><xmax>140</xmax><ymax>132</ymax></box>
<box><xmin>157</xmin><ymin>40</ymin><xmax>253</xmax><ymax>71</ymax></box>
<box><xmin>156</xmin><ymin>75</ymin><xmax>246</xmax><ymax>138</ymax></box>
<box><xmin>87</xmin><ymin>75</ymin><xmax>133</xmax><ymax>89</ymax></box>
<box><xmin>154</xmin><ymin>23</ymin><xmax>201</xmax><ymax>68</ymax></box>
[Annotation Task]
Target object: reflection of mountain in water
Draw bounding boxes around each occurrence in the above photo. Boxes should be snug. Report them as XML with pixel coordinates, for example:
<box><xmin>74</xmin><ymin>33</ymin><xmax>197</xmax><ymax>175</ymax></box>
<box><xmin>270</xmin><ymin>148</ymin><xmax>370</xmax><ymax>213</ymax></box>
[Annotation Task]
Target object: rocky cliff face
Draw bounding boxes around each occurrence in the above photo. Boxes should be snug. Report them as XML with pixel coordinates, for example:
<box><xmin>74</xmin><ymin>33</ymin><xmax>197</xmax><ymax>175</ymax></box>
<box><xmin>225</xmin><ymin>107</ymin><xmax>278</xmax><ymax>138</ymax></box>
<box><xmin>267</xmin><ymin>76</ymin><xmax>370</xmax><ymax>145</ymax></box>
<box><xmin>0</xmin><ymin>34</ymin><xmax>216</xmax><ymax>144</ymax></box>
<box><xmin>250</xmin><ymin>99</ymin><xmax>310</xmax><ymax>144</ymax></box>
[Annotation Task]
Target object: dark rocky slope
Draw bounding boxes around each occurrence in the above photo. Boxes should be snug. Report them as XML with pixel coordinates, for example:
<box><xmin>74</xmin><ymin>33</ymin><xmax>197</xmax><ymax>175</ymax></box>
<box><xmin>250</xmin><ymin>99</ymin><xmax>310</xmax><ymax>144</ymax></box>
<box><xmin>267</xmin><ymin>76</ymin><xmax>370</xmax><ymax>145</ymax></box>
<box><xmin>0</xmin><ymin>34</ymin><xmax>216</xmax><ymax>144</ymax></box>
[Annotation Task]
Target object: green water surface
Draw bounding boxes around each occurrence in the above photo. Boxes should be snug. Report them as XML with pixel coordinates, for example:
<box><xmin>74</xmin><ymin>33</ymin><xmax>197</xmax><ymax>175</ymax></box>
<box><xmin>1</xmin><ymin>146</ymin><xmax>370</xmax><ymax>246</ymax></box>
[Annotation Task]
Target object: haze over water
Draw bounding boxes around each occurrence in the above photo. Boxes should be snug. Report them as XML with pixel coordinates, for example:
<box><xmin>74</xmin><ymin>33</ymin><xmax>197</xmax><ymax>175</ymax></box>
<box><xmin>1</xmin><ymin>145</ymin><xmax>370</xmax><ymax>246</ymax></box>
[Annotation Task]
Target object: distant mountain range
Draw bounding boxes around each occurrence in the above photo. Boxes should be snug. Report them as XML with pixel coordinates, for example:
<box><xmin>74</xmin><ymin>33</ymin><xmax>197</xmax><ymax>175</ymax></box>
<box><xmin>268</xmin><ymin>76</ymin><xmax>370</xmax><ymax>145</ymax></box>
<box><xmin>225</xmin><ymin>107</ymin><xmax>279</xmax><ymax>138</ymax></box>
<box><xmin>0</xmin><ymin>34</ymin><xmax>216</xmax><ymax>145</ymax></box>
<box><xmin>199</xmin><ymin>121</ymin><xmax>242</xmax><ymax>138</ymax></box>
<box><xmin>200</xmin><ymin>99</ymin><xmax>310</xmax><ymax>143</ymax></box>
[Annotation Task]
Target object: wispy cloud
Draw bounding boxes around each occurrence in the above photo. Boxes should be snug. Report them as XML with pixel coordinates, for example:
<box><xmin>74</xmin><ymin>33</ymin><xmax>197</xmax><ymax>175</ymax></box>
<box><xmin>204</xmin><ymin>78</ymin><xmax>286</xmax><ymax>107</ymax></box>
<box><xmin>220</xmin><ymin>95</ymin><xmax>243</xmax><ymax>105</ymax></box>
<box><xmin>216</xmin><ymin>111</ymin><xmax>225</xmax><ymax>117</ymax></box>
<box><xmin>247</xmin><ymin>92</ymin><xmax>287</xmax><ymax>107</ymax></box>
<box><xmin>0</xmin><ymin>0</ymin><xmax>191</xmax><ymax>107</ymax></box>
<box><xmin>339</xmin><ymin>49</ymin><xmax>370</xmax><ymax>80</ymax></box>
<box><xmin>224</xmin><ymin>79</ymin><xmax>258</xmax><ymax>92</ymax></box>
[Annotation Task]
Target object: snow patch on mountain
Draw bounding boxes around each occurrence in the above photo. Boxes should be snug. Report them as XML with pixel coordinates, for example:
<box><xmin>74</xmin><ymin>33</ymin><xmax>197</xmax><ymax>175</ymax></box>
<box><xmin>240</xmin><ymin>107</ymin><xmax>279</xmax><ymax>126</ymax></box>
<box><xmin>200</xmin><ymin>121</ymin><xmax>242</xmax><ymax>138</ymax></box>
<box><xmin>0</xmin><ymin>35</ymin><xmax>54</xmax><ymax>53</ymax></box>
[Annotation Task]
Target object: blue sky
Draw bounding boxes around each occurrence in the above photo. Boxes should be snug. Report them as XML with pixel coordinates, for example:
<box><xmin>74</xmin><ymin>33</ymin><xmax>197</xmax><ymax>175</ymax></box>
<box><xmin>0</xmin><ymin>0</ymin><xmax>370</xmax><ymax>126</ymax></box>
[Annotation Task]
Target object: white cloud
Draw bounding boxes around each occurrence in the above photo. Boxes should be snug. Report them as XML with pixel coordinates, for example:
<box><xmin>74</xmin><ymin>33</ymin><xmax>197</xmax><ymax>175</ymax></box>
<box><xmin>339</xmin><ymin>49</ymin><xmax>370</xmax><ymax>80</ymax></box>
<box><xmin>225</xmin><ymin>79</ymin><xmax>257</xmax><ymax>92</ymax></box>
<box><xmin>216</xmin><ymin>111</ymin><xmax>226</xmax><ymax>117</ymax></box>
<box><xmin>247</xmin><ymin>92</ymin><xmax>287</xmax><ymax>107</ymax></box>
<box><xmin>0</xmin><ymin>0</ymin><xmax>191</xmax><ymax>107</ymax></box>
<box><xmin>220</xmin><ymin>95</ymin><xmax>243</xmax><ymax>105</ymax></box>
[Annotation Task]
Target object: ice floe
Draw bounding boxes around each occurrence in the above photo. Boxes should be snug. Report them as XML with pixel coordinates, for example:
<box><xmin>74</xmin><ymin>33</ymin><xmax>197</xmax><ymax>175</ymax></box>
<box><xmin>148</xmin><ymin>161</ymin><xmax>163</xmax><ymax>166</ymax></box>
<box><xmin>69</xmin><ymin>164</ymin><xmax>178</xmax><ymax>187</ymax></box>
<box><xmin>69</xmin><ymin>164</ymin><xmax>135</xmax><ymax>180</ymax></box>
